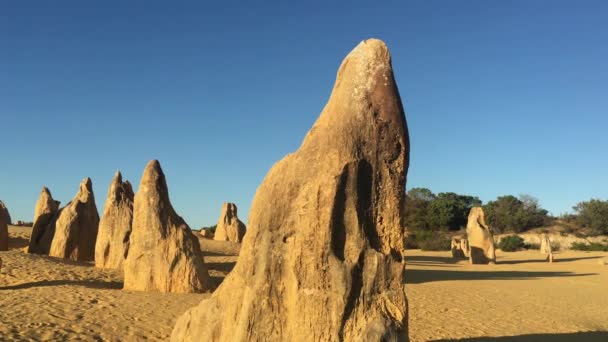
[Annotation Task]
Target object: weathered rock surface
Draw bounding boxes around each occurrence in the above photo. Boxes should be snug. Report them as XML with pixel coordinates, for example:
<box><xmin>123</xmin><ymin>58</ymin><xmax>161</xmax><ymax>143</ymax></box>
<box><xmin>95</xmin><ymin>171</ymin><xmax>134</xmax><ymax>270</ymax></box>
<box><xmin>466</xmin><ymin>207</ymin><xmax>496</xmax><ymax>264</ymax></box>
<box><xmin>123</xmin><ymin>160</ymin><xmax>211</xmax><ymax>293</ymax></box>
<box><xmin>0</xmin><ymin>201</ymin><xmax>10</xmax><ymax>251</ymax></box>
<box><xmin>199</xmin><ymin>229</ymin><xmax>214</xmax><ymax>239</ymax></box>
<box><xmin>539</xmin><ymin>233</ymin><xmax>554</xmax><ymax>262</ymax></box>
<box><xmin>213</xmin><ymin>203</ymin><xmax>246</xmax><ymax>243</ymax></box>
<box><xmin>461</xmin><ymin>238</ymin><xmax>470</xmax><ymax>257</ymax></box>
<box><xmin>172</xmin><ymin>38</ymin><xmax>409</xmax><ymax>341</ymax></box>
<box><xmin>451</xmin><ymin>237</ymin><xmax>466</xmax><ymax>259</ymax></box>
<box><xmin>28</xmin><ymin>187</ymin><xmax>61</xmax><ymax>254</ymax></box>
<box><xmin>49</xmin><ymin>178</ymin><xmax>100</xmax><ymax>261</ymax></box>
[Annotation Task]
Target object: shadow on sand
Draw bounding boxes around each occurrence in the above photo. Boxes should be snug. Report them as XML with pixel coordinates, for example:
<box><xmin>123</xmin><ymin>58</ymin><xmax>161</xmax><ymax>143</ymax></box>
<box><xmin>8</xmin><ymin>236</ymin><xmax>29</xmax><ymax>249</ymax></box>
<box><xmin>206</xmin><ymin>261</ymin><xmax>237</xmax><ymax>273</ymax></box>
<box><xmin>431</xmin><ymin>331</ymin><xmax>608</xmax><ymax>341</ymax></box>
<box><xmin>499</xmin><ymin>256</ymin><xmax>601</xmax><ymax>265</ymax></box>
<box><xmin>0</xmin><ymin>279</ymin><xmax>123</xmax><ymax>291</ymax></box>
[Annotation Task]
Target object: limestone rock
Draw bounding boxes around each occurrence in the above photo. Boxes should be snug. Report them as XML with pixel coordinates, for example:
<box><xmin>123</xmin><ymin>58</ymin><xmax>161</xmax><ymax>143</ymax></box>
<box><xmin>95</xmin><ymin>171</ymin><xmax>134</xmax><ymax>270</ymax></box>
<box><xmin>466</xmin><ymin>207</ymin><xmax>496</xmax><ymax>264</ymax></box>
<box><xmin>28</xmin><ymin>187</ymin><xmax>61</xmax><ymax>254</ymax></box>
<box><xmin>199</xmin><ymin>229</ymin><xmax>214</xmax><ymax>239</ymax></box>
<box><xmin>172</xmin><ymin>38</ymin><xmax>409</xmax><ymax>341</ymax></box>
<box><xmin>49</xmin><ymin>178</ymin><xmax>100</xmax><ymax>261</ymax></box>
<box><xmin>451</xmin><ymin>237</ymin><xmax>466</xmax><ymax>259</ymax></box>
<box><xmin>461</xmin><ymin>238</ymin><xmax>470</xmax><ymax>257</ymax></box>
<box><xmin>539</xmin><ymin>233</ymin><xmax>553</xmax><ymax>263</ymax></box>
<box><xmin>123</xmin><ymin>160</ymin><xmax>211</xmax><ymax>293</ymax></box>
<box><xmin>213</xmin><ymin>203</ymin><xmax>246</xmax><ymax>243</ymax></box>
<box><xmin>0</xmin><ymin>201</ymin><xmax>9</xmax><ymax>251</ymax></box>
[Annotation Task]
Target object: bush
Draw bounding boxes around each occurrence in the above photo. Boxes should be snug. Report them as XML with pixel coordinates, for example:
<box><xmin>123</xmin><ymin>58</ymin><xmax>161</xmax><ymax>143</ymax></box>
<box><xmin>498</xmin><ymin>235</ymin><xmax>525</xmax><ymax>252</ymax></box>
<box><xmin>484</xmin><ymin>195</ymin><xmax>551</xmax><ymax>233</ymax></box>
<box><xmin>573</xmin><ymin>199</ymin><xmax>608</xmax><ymax>235</ymax></box>
<box><xmin>525</xmin><ymin>242</ymin><xmax>540</xmax><ymax>250</ymax></box>
<box><xmin>410</xmin><ymin>231</ymin><xmax>451</xmax><ymax>251</ymax></box>
<box><xmin>200</xmin><ymin>224</ymin><xmax>217</xmax><ymax>234</ymax></box>
<box><xmin>570</xmin><ymin>242</ymin><xmax>608</xmax><ymax>252</ymax></box>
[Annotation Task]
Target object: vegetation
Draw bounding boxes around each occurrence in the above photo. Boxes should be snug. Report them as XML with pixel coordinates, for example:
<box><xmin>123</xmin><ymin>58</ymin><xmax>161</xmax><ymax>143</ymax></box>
<box><xmin>484</xmin><ymin>195</ymin><xmax>551</xmax><ymax>233</ymax></box>
<box><xmin>200</xmin><ymin>224</ymin><xmax>217</xmax><ymax>234</ymax></box>
<box><xmin>404</xmin><ymin>188</ymin><xmax>481</xmax><ymax>231</ymax></box>
<box><xmin>498</xmin><ymin>235</ymin><xmax>525</xmax><ymax>252</ymax></box>
<box><xmin>570</xmin><ymin>242</ymin><xmax>608</xmax><ymax>252</ymax></box>
<box><xmin>573</xmin><ymin>199</ymin><xmax>608</xmax><ymax>235</ymax></box>
<box><xmin>404</xmin><ymin>230</ymin><xmax>451</xmax><ymax>251</ymax></box>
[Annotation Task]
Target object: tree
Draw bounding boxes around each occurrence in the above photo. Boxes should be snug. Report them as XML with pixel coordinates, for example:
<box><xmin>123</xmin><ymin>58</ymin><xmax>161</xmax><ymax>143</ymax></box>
<box><xmin>484</xmin><ymin>194</ymin><xmax>550</xmax><ymax>233</ymax></box>
<box><xmin>573</xmin><ymin>199</ymin><xmax>608</xmax><ymax>235</ymax></box>
<box><xmin>426</xmin><ymin>192</ymin><xmax>481</xmax><ymax>231</ymax></box>
<box><xmin>404</xmin><ymin>188</ymin><xmax>435</xmax><ymax>231</ymax></box>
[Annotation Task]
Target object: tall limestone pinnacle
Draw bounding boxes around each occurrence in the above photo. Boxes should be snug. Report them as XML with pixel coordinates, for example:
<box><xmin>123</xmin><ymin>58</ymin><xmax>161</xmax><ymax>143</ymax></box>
<box><xmin>123</xmin><ymin>160</ymin><xmax>211</xmax><ymax>293</ymax></box>
<box><xmin>172</xmin><ymin>38</ymin><xmax>410</xmax><ymax>341</ymax></box>
<box><xmin>49</xmin><ymin>178</ymin><xmax>100</xmax><ymax>261</ymax></box>
<box><xmin>95</xmin><ymin>171</ymin><xmax>134</xmax><ymax>270</ymax></box>
<box><xmin>28</xmin><ymin>187</ymin><xmax>61</xmax><ymax>254</ymax></box>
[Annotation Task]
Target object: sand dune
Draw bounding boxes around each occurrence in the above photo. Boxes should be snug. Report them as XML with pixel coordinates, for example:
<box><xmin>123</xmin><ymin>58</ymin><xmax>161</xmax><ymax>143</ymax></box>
<box><xmin>1</xmin><ymin>225</ymin><xmax>607</xmax><ymax>341</ymax></box>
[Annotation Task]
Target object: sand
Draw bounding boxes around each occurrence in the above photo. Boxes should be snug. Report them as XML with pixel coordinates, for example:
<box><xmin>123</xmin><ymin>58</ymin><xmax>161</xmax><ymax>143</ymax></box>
<box><xmin>0</xmin><ymin>226</ymin><xmax>236</xmax><ymax>341</ymax></box>
<box><xmin>407</xmin><ymin>249</ymin><xmax>608</xmax><ymax>341</ymax></box>
<box><xmin>1</xmin><ymin>225</ymin><xmax>607</xmax><ymax>341</ymax></box>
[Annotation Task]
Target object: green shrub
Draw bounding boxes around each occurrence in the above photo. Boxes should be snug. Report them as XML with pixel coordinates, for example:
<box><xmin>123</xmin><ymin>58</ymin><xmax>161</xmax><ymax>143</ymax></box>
<box><xmin>525</xmin><ymin>242</ymin><xmax>540</xmax><ymax>250</ymax></box>
<box><xmin>413</xmin><ymin>231</ymin><xmax>451</xmax><ymax>251</ymax></box>
<box><xmin>570</xmin><ymin>242</ymin><xmax>608</xmax><ymax>252</ymax></box>
<box><xmin>498</xmin><ymin>235</ymin><xmax>525</xmax><ymax>252</ymax></box>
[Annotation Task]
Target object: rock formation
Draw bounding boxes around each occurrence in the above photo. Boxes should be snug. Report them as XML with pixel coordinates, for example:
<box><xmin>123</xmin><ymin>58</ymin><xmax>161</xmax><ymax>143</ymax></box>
<box><xmin>451</xmin><ymin>237</ymin><xmax>466</xmax><ymax>259</ymax></box>
<box><xmin>466</xmin><ymin>207</ymin><xmax>496</xmax><ymax>264</ymax></box>
<box><xmin>49</xmin><ymin>178</ymin><xmax>100</xmax><ymax>261</ymax></box>
<box><xmin>461</xmin><ymin>238</ymin><xmax>470</xmax><ymax>257</ymax></box>
<box><xmin>0</xmin><ymin>201</ymin><xmax>9</xmax><ymax>251</ymax></box>
<box><xmin>95</xmin><ymin>171</ymin><xmax>134</xmax><ymax>270</ymax></box>
<box><xmin>28</xmin><ymin>187</ymin><xmax>61</xmax><ymax>254</ymax></box>
<box><xmin>199</xmin><ymin>229</ymin><xmax>214</xmax><ymax>239</ymax></box>
<box><xmin>540</xmin><ymin>233</ymin><xmax>553</xmax><ymax>263</ymax></box>
<box><xmin>123</xmin><ymin>160</ymin><xmax>211</xmax><ymax>293</ymax></box>
<box><xmin>213</xmin><ymin>203</ymin><xmax>246</xmax><ymax>243</ymax></box>
<box><xmin>172</xmin><ymin>38</ymin><xmax>409</xmax><ymax>341</ymax></box>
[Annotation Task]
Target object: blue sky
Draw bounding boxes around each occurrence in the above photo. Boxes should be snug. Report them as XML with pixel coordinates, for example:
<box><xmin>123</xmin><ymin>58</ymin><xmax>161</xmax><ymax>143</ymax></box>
<box><xmin>1</xmin><ymin>1</ymin><xmax>607</xmax><ymax>227</ymax></box>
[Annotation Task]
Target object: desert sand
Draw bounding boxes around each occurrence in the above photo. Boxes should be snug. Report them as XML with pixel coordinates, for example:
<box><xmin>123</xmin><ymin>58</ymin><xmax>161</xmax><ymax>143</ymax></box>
<box><xmin>1</xmin><ymin>225</ymin><xmax>607</xmax><ymax>341</ymax></box>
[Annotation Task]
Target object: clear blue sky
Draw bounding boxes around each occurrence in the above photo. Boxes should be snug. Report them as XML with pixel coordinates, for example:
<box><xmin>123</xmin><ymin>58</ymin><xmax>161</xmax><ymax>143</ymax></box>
<box><xmin>1</xmin><ymin>1</ymin><xmax>607</xmax><ymax>227</ymax></box>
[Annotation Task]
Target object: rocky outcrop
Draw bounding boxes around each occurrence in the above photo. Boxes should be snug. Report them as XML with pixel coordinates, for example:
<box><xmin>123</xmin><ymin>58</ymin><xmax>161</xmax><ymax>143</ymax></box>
<box><xmin>49</xmin><ymin>178</ymin><xmax>100</xmax><ymax>261</ymax></box>
<box><xmin>123</xmin><ymin>160</ymin><xmax>211</xmax><ymax>293</ymax></box>
<box><xmin>466</xmin><ymin>207</ymin><xmax>496</xmax><ymax>264</ymax></box>
<box><xmin>539</xmin><ymin>233</ymin><xmax>554</xmax><ymax>262</ymax></box>
<box><xmin>172</xmin><ymin>38</ymin><xmax>410</xmax><ymax>341</ymax></box>
<box><xmin>95</xmin><ymin>171</ymin><xmax>134</xmax><ymax>270</ymax></box>
<box><xmin>28</xmin><ymin>187</ymin><xmax>61</xmax><ymax>254</ymax></box>
<box><xmin>199</xmin><ymin>229</ymin><xmax>214</xmax><ymax>239</ymax></box>
<box><xmin>451</xmin><ymin>237</ymin><xmax>466</xmax><ymax>259</ymax></box>
<box><xmin>213</xmin><ymin>203</ymin><xmax>246</xmax><ymax>243</ymax></box>
<box><xmin>0</xmin><ymin>201</ymin><xmax>9</xmax><ymax>251</ymax></box>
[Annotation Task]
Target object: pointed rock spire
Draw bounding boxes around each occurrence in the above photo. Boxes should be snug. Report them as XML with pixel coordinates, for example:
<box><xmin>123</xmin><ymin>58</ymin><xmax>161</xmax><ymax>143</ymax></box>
<box><xmin>28</xmin><ymin>187</ymin><xmax>61</xmax><ymax>254</ymax></box>
<box><xmin>49</xmin><ymin>178</ymin><xmax>100</xmax><ymax>261</ymax></box>
<box><xmin>95</xmin><ymin>171</ymin><xmax>134</xmax><ymax>270</ymax></box>
<box><xmin>123</xmin><ymin>160</ymin><xmax>211</xmax><ymax>293</ymax></box>
<box><xmin>172</xmin><ymin>38</ymin><xmax>410</xmax><ymax>341</ymax></box>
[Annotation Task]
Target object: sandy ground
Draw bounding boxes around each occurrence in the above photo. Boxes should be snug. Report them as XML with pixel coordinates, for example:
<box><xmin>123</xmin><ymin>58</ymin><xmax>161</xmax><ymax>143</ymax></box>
<box><xmin>407</xmin><ymin>249</ymin><xmax>608</xmax><ymax>341</ymax></box>
<box><xmin>1</xmin><ymin>226</ymin><xmax>607</xmax><ymax>341</ymax></box>
<box><xmin>0</xmin><ymin>226</ymin><xmax>236</xmax><ymax>341</ymax></box>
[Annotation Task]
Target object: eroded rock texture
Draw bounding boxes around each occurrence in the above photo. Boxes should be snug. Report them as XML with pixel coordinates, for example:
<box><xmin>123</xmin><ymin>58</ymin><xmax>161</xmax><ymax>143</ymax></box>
<box><xmin>466</xmin><ymin>207</ymin><xmax>496</xmax><ymax>264</ymax></box>
<box><xmin>172</xmin><ymin>38</ymin><xmax>410</xmax><ymax>342</ymax></box>
<box><xmin>95</xmin><ymin>171</ymin><xmax>134</xmax><ymax>270</ymax></box>
<box><xmin>123</xmin><ymin>160</ymin><xmax>211</xmax><ymax>293</ymax></box>
<box><xmin>213</xmin><ymin>203</ymin><xmax>246</xmax><ymax>243</ymax></box>
<box><xmin>49</xmin><ymin>178</ymin><xmax>100</xmax><ymax>261</ymax></box>
<box><xmin>28</xmin><ymin>187</ymin><xmax>61</xmax><ymax>254</ymax></box>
